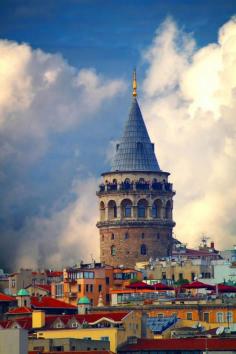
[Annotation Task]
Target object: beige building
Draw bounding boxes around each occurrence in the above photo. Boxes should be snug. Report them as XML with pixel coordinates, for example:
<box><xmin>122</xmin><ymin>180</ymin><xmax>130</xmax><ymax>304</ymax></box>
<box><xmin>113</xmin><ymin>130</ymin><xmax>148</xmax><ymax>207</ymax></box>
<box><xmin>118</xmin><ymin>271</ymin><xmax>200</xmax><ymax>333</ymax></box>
<box><xmin>144</xmin><ymin>259</ymin><xmax>213</xmax><ymax>283</ymax></box>
<box><xmin>9</xmin><ymin>269</ymin><xmax>47</xmax><ymax>296</ymax></box>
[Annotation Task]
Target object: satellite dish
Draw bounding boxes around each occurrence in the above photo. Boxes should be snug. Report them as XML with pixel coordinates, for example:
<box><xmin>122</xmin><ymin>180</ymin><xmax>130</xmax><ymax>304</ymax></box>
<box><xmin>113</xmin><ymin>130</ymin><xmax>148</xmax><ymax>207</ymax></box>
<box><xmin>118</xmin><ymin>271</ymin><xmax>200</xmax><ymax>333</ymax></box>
<box><xmin>216</xmin><ymin>326</ymin><xmax>224</xmax><ymax>336</ymax></box>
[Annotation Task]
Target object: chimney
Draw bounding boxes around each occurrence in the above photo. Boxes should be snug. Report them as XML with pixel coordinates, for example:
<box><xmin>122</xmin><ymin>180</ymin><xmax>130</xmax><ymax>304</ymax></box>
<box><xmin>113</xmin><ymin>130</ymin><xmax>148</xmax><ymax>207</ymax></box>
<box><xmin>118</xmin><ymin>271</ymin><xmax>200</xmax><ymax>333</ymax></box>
<box><xmin>32</xmin><ymin>310</ymin><xmax>45</xmax><ymax>329</ymax></box>
<box><xmin>210</xmin><ymin>242</ymin><xmax>215</xmax><ymax>249</ymax></box>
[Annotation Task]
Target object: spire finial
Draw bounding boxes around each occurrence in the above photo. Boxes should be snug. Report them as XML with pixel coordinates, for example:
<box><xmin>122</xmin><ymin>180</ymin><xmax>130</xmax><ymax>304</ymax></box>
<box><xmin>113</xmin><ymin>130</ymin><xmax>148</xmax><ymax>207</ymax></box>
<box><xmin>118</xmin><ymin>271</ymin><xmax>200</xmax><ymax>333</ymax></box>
<box><xmin>132</xmin><ymin>69</ymin><xmax>137</xmax><ymax>97</ymax></box>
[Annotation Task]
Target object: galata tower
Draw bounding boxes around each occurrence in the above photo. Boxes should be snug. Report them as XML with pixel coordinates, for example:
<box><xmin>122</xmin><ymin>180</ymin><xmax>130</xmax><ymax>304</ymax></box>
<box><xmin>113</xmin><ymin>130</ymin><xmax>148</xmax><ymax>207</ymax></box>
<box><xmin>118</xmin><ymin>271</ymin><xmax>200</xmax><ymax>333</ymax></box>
<box><xmin>97</xmin><ymin>72</ymin><xmax>175</xmax><ymax>268</ymax></box>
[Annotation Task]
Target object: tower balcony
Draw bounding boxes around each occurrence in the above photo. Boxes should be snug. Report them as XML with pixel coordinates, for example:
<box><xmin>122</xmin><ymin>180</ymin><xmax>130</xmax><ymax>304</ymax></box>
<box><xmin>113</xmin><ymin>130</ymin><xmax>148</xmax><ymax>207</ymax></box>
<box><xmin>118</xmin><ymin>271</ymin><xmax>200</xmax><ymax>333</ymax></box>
<box><xmin>96</xmin><ymin>218</ymin><xmax>176</xmax><ymax>229</ymax></box>
<box><xmin>97</xmin><ymin>181</ymin><xmax>175</xmax><ymax>196</ymax></box>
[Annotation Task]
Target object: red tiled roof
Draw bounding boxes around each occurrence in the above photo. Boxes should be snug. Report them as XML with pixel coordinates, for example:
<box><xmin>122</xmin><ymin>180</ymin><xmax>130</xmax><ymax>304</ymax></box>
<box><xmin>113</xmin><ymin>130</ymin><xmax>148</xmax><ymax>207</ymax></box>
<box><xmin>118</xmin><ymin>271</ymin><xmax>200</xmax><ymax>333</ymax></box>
<box><xmin>0</xmin><ymin>293</ymin><xmax>15</xmax><ymax>302</ymax></box>
<box><xmin>0</xmin><ymin>311</ymin><xmax>130</xmax><ymax>331</ymax></box>
<box><xmin>32</xmin><ymin>272</ymin><xmax>45</xmax><ymax>276</ymax></box>
<box><xmin>31</xmin><ymin>296</ymin><xmax>76</xmax><ymax>309</ymax></box>
<box><xmin>119</xmin><ymin>338</ymin><xmax>236</xmax><ymax>351</ymax></box>
<box><xmin>33</xmin><ymin>284</ymin><xmax>51</xmax><ymax>292</ymax></box>
<box><xmin>0</xmin><ymin>317</ymin><xmax>32</xmax><ymax>329</ymax></box>
<box><xmin>29</xmin><ymin>351</ymin><xmax>114</xmax><ymax>354</ymax></box>
<box><xmin>6</xmin><ymin>306</ymin><xmax>33</xmax><ymax>315</ymax></box>
<box><xmin>46</xmin><ymin>271</ymin><xmax>63</xmax><ymax>277</ymax></box>
<box><xmin>43</xmin><ymin>311</ymin><xmax>130</xmax><ymax>327</ymax></box>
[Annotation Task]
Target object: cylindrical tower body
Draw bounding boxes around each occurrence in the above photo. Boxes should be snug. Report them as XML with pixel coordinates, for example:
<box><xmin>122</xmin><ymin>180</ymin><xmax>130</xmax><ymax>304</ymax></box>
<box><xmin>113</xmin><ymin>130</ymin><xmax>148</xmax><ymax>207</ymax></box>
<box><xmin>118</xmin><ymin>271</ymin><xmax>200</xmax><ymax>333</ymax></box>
<box><xmin>97</xmin><ymin>76</ymin><xmax>175</xmax><ymax>268</ymax></box>
<box><xmin>97</xmin><ymin>171</ymin><xmax>175</xmax><ymax>268</ymax></box>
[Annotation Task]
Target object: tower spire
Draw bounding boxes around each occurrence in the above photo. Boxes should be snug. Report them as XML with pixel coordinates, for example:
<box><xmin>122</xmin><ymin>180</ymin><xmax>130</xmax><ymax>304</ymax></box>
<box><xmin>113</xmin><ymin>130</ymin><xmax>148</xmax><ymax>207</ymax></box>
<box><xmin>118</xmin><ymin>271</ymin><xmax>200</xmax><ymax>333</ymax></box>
<box><xmin>132</xmin><ymin>69</ymin><xmax>137</xmax><ymax>97</ymax></box>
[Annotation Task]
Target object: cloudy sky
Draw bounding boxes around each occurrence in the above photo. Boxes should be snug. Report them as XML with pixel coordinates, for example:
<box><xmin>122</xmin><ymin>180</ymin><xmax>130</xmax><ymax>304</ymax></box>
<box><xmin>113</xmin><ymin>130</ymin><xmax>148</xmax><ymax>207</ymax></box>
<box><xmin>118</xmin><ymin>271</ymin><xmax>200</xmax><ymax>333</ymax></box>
<box><xmin>0</xmin><ymin>0</ymin><xmax>236</xmax><ymax>270</ymax></box>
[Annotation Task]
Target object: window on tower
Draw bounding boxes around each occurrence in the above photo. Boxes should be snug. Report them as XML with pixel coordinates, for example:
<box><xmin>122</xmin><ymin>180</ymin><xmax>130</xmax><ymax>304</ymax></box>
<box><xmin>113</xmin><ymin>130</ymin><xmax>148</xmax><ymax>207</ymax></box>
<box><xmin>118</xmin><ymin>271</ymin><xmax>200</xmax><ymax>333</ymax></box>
<box><xmin>108</xmin><ymin>200</ymin><xmax>117</xmax><ymax>219</ymax></box>
<box><xmin>140</xmin><ymin>244</ymin><xmax>147</xmax><ymax>255</ymax></box>
<box><xmin>111</xmin><ymin>245</ymin><xmax>116</xmax><ymax>256</ymax></box>
<box><xmin>165</xmin><ymin>200</ymin><xmax>172</xmax><ymax>219</ymax></box>
<box><xmin>121</xmin><ymin>199</ymin><xmax>132</xmax><ymax>218</ymax></box>
<box><xmin>100</xmin><ymin>201</ymin><xmax>105</xmax><ymax>221</ymax></box>
<box><xmin>137</xmin><ymin>199</ymin><xmax>148</xmax><ymax>218</ymax></box>
<box><xmin>152</xmin><ymin>199</ymin><xmax>162</xmax><ymax>218</ymax></box>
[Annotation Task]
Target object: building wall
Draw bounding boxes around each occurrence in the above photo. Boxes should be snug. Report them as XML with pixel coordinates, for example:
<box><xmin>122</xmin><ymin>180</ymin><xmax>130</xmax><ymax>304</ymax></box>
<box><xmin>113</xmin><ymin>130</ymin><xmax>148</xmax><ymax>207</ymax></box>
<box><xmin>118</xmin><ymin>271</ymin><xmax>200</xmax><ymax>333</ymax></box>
<box><xmin>35</xmin><ymin>311</ymin><xmax>141</xmax><ymax>353</ymax></box>
<box><xmin>9</xmin><ymin>270</ymin><xmax>47</xmax><ymax>296</ymax></box>
<box><xmin>146</xmin><ymin>260</ymin><xmax>213</xmax><ymax>283</ymax></box>
<box><xmin>0</xmin><ymin>328</ymin><xmax>28</xmax><ymax>354</ymax></box>
<box><xmin>29</xmin><ymin>338</ymin><xmax>110</xmax><ymax>352</ymax></box>
<box><xmin>148</xmin><ymin>306</ymin><xmax>236</xmax><ymax>326</ymax></box>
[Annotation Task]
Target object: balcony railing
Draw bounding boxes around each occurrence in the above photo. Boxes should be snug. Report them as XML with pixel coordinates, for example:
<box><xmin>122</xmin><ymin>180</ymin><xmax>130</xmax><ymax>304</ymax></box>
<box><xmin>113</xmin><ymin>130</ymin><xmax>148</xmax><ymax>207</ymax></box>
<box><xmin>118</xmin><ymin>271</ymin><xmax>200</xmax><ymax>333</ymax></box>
<box><xmin>98</xmin><ymin>181</ymin><xmax>173</xmax><ymax>194</ymax></box>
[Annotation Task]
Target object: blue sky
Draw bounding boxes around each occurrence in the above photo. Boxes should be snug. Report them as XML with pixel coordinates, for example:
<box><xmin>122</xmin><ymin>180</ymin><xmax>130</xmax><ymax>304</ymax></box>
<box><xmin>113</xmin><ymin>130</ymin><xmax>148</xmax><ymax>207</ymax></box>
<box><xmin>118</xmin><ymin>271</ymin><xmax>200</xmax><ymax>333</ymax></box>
<box><xmin>0</xmin><ymin>0</ymin><xmax>236</xmax><ymax>269</ymax></box>
<box><xmin>1</xmin><ymin>0</ymin><xmax>236</xmax><ymax>74</ymax></box>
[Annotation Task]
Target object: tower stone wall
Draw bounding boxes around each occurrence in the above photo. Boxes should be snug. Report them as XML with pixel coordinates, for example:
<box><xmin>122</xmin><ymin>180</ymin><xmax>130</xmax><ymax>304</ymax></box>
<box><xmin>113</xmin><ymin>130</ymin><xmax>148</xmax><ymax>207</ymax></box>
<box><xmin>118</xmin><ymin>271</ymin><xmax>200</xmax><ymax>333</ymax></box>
<box><xmin>97</xmin><ymin>171</ymin><xmax>175</xmax><ymax>268</ymax></box>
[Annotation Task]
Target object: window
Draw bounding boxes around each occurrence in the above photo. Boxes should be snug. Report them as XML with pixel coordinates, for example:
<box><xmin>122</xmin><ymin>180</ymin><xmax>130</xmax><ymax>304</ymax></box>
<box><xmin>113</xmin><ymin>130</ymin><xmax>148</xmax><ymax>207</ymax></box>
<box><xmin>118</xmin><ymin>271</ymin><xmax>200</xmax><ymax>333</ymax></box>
<box><xmin>162</xmin><ymin>272</ymin><xmax>166</xmax><ymax>280</ymax></box>
<box><xmin>137</xmin><ymin>199</ymin><xmax>148</xmax><ymax>218</ymax></box>
<box><xmin>11</xmin><ymin>279</ymin><xmax>16</xmax><ymax>288</ymax></box>
<box><xmin>106</xmin><ymin>294</ymin><xmax>110</xmax><ymax>303</ymax></box>
<box><xmin>108</xmin><ymin>200</ymin><xmax>117</xmax><ymax>219</ymax></box>
<box><xmin>111</xmin><ymin>245</ymin><xmax>116</xmax><ymax>256</ymax></box>
<box><xmin>141</xmin><ymin>233</ymin><xmax>145</xmax><ymax>239</ymax></box>
<box><xmin>100</xmin><ymin>336</ymin><xmax>109</xmax><ymax>341</ymax></box>
<box><xmin>90</xmin><ymin>284</ymin><xmax>93</xmax><ymax>292</ymax></box>
<box><xmin>100</xmin><ymin>201</ymin><xmax>105</xmax><ymax>221</ymax></box>
<box><xmin>121</xmin><ymin>199</ymin><xmax>132</xmax><ymax>218</ymax></box>
<box><xmin>124</xmin><ymin>233</ymin><xmax>129</xmax><ymax>240</ymax></box>
<box><xmin>152</xmin><ymin>200</ymin><xmax>162</xmax><ymax>218</ymax></box>
<box><xmin>156</xmin><ymin>233</ymin><xmax>160</xmax><ymax>239</ymax></box>
<box><xmin>179</xmin><ymin>273</ymin><xmax>183</xmax><ymax>280</ymax></box>
<box><xmin>78</xmin><ymin>284</ymin><xmax>81</xmax><ymax>292</ymax></box>
<box><xmin>226</xmin><ymin>311</ymin><xmax>233</xmax><ymax>323</ymax></box>
<box><xmin>98</xmin><ymin>284</ymin><xmax>102</xmax><ymax>292</ymax></box>
<box><xmin>111</xmin><ymin>233</ymin><xmax>115</xmax><ymax>240</ymax></box>
<box><xmin>165</xmin><ymin>200</ymin><xmax>172</xmax><ymax>219</ymax></box>
<box><xmin>141</xmin><ymin>244</ymin><xmax>147</xmax><ymax>255</ymax></box>
<box><xmin>187</xmin><ymin>312</ymin><xmax>193</xmax><ymax>320</ymax></box>
<box><xmin>84</xmin><ymin>272</ymin><xmax>94</xmax><ymax>279</ymax></box>
<box><xmin>55</xmin><ymin>284</ymin><xmax>63</xmax><ymax>297</ymax></box>
<box><xmin>71</xmin><ymin>322</ymin><xmax>78</xmax><ymax>328</ymax></box>
<box><xmin>106</xmin><ymin>277</ymin><xmax>110</xmax><ymax>285</ymax></box>
<box><xmin>86</xmin><ymin>284</ymin><xmax>89</xmax><ymax>292</ymax></box>
<box><xmin>191</xmin><ymin>272</ymin><xmax>195</xmax><ymax>281</ymax></box>
<box><xmin>216</xmin><ymin>312</ymin><xmax>224</xmax><ymax>323</ymax></box>
<box><xmin>203</xmin><ymin>312</ymin><xmax>209</xmax><ymax>323</ymax></box>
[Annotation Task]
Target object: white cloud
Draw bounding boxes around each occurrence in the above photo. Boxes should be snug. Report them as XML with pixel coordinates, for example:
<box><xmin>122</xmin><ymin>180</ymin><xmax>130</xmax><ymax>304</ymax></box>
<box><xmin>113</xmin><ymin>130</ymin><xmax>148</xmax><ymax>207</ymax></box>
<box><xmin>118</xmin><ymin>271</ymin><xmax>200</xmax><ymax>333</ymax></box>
<box><xmin>142</xmin><ymin>17</ymin><xmax>236</xmax><ymax>249</ymax></box>
<box><xmin>0</xmin><ymin>40</ymin><xmax>125</xmax><ymax>158</ymax></box>
<box><xmin>15</xmin><ymin>178</ymin><xmax>99</xmax><ymax>269</ymax></box>
<box><xmin>0</xmin><ymin>39</ymin><xmax>125</xmax><ymax>269</ymax></box>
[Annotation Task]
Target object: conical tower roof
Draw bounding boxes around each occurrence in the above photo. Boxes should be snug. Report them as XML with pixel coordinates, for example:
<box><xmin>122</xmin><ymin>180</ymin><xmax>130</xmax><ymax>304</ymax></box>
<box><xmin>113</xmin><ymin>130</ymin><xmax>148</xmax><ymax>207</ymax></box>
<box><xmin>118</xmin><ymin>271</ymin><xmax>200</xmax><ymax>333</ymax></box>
<box><xmin>111</xmin><ymin>95</ymin><xmax>160</xmax><ymax>172</ymax></box>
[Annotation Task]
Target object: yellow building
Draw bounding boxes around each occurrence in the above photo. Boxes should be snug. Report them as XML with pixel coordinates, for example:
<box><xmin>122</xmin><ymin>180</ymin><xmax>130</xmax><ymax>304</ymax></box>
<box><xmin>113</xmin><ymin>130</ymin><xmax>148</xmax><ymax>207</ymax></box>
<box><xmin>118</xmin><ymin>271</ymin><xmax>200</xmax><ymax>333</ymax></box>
<box><xmin>33</xmin><ymin>310</ymin><xmax>141</xmax><ymax>353</ymax></box>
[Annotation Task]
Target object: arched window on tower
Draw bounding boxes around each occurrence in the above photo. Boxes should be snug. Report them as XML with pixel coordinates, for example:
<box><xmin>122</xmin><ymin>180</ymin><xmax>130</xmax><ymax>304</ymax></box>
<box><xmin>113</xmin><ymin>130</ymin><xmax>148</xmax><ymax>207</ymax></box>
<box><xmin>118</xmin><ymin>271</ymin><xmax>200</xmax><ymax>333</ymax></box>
<box><xmin>137</xmin><ymin>199</ymin><xmax>148</xmax><ymax>218</ymax></box>
<box><xmin>100</xmin><ymin>201</ymin><xmax>105</xmax><ymax>221</ymax></box>
<box><xmin>140</xmin><ymin>244</ymin><xmax>147</xmax><ymax>255</ymax></box>
<box><xmin>111</xmin><ymin>245</ymin><xmax>116</xmax><ymax>256</ymax></box>
<box><xmin>121</xmin><ymin>199</ymin><xmax>132</xmax><ymax>218</ymax></box>
<box><xmin>152</xmin><ymin>199</ymin><xmax>162</xmax><ymax>218</ymax></box>
<box><xmin>165</xmin><ymin>200</ymin><xmax>172</xmax><ymax>219</ymax></box>
<box><xmin>108</xmin><ymin>200</ymin><xmax>117</xmax><ymax>219</ymax></box>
